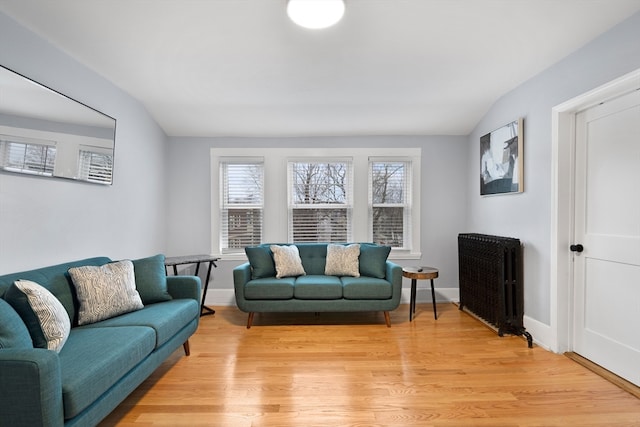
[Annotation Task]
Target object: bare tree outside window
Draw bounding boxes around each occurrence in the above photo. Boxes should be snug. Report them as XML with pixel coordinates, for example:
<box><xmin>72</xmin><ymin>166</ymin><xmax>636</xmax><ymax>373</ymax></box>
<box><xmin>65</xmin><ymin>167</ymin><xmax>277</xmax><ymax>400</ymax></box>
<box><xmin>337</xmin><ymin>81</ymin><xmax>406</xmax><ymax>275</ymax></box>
<box><xmin>371</xmin><ymin>161</ymin><xmax>409</xmax><ymax>248</ymax></box>
<box><xmin>289</xmin><ymin>161</ymin><xmax>352</xmax><ymax>242</ymax></box>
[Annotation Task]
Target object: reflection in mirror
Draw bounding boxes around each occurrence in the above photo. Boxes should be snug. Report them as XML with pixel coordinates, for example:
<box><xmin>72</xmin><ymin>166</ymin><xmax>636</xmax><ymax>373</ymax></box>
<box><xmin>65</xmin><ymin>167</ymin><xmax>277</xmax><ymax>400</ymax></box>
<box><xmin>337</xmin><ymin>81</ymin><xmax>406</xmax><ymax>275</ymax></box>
<box><xmin>0</xmin><ymin>65</ymin><xmax>116</xmax><ymax>185</ymax></box>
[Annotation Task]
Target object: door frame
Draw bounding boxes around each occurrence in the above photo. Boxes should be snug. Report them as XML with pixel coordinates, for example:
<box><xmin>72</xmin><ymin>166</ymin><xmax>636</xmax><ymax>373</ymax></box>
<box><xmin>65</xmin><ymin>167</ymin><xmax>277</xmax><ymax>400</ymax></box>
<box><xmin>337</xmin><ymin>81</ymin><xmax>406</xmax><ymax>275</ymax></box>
<box><xmin>550</xmin><ymin>68</ymin><xmax>640</xmax><ymax>353</ymax></box>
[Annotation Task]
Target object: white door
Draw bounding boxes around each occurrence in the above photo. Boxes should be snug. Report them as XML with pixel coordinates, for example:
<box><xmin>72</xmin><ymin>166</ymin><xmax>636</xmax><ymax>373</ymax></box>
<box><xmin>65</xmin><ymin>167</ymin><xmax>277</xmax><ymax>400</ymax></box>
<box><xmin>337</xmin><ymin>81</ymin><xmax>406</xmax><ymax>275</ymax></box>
<box><xmin>573</xmin><ymin>88</ymin><xmax>640</xmax><ymax>386</ymax></box>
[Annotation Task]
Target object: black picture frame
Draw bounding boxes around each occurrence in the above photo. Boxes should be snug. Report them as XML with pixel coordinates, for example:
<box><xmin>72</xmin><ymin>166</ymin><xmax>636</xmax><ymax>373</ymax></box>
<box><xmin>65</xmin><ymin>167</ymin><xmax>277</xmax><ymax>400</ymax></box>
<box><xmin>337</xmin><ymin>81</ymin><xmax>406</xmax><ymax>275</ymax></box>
<box><xmin>480</xmin><ymin>118</ymin><xmax>523</xmax><ymax>196</ymax></box>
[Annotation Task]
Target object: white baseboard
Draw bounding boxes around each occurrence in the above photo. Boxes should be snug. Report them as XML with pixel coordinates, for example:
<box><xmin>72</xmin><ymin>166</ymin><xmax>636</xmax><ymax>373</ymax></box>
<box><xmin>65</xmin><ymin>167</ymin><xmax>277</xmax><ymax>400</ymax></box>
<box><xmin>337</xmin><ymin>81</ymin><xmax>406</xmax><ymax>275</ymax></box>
<box><xmin>203</xmin><ymin>289</ymin><xmax>236</xmax><ymax>307</ymax></box>
<box><xmin>404</xmin><ymin>286</ymin><xmax>459</xmax><ymax>305</ymax></box>
<box><xmin>522</xmin><ymin>315</ymin><xmax>553</xmax><ymax>352</ymax></box>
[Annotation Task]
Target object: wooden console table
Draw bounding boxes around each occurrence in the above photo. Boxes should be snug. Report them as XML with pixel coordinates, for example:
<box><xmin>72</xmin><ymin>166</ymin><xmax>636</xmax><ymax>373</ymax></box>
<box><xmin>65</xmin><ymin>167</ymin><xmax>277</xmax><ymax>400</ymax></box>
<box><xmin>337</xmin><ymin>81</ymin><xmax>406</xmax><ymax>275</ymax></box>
<box><xmin>165</xmin><ymin>255</ymin><xmax>219</xmax><ymax>316</ymax></box>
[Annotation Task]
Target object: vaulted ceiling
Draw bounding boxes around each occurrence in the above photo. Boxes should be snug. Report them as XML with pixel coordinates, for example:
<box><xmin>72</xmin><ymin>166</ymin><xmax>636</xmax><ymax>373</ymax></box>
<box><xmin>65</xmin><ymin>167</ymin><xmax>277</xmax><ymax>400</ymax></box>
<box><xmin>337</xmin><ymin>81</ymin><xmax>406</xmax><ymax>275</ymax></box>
<box><xmin>2</xmin><ymin>0</ymin><xmax>640</xmax><ymax>137</ymax></box>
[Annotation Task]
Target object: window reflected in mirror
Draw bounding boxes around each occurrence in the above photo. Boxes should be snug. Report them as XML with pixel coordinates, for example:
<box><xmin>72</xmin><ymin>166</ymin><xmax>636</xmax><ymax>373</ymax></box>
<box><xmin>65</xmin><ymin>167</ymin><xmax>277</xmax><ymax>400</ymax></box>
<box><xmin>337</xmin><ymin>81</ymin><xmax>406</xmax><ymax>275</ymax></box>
<box><xmin>0</xmin><ymin>65</ymin><xmax>116</xmax><ymax>185</ymax></box>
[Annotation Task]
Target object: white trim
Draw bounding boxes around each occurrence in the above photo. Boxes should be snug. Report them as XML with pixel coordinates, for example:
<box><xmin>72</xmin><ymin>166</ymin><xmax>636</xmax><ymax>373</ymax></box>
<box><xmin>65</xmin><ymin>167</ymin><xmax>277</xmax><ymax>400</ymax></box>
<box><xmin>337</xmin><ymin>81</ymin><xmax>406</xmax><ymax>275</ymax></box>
<box><xmin>406</xmin><ymin>286</ymin><xmax>459</xmax><ymax>305</ymax></box>
<box><xmin>523</xmin><ymin>315</ymin><xmax>553</xmax><ymax>351</ymax></box>
<box><xmin>203</xmin><ymin>288</ymin><xmax>237</xmax><ymax>307</ymax></box>
<box><xmin>550</xmin><ymin>68</ymin><xmax>640</xmax><ymax>354</ymax></box>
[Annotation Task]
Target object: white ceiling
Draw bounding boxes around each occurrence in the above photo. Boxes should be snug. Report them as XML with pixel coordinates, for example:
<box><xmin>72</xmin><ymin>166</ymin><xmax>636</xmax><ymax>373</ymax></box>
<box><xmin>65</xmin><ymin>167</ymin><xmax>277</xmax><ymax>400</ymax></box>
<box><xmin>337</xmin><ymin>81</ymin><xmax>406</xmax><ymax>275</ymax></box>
<box><xmin>2</xmin><ymin>0</ymin><xmax>640</xmax><ymax>137</ymax></box>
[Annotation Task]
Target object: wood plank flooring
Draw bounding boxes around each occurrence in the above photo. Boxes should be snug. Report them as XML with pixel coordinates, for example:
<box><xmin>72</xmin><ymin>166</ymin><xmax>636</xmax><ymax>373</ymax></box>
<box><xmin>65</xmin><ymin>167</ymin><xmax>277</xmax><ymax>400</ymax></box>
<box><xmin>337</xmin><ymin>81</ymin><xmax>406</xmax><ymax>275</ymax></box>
<box><xmin>100</xmin><ymin>303</ymin><xmax>640</xmax><ymax>426</ymax></box>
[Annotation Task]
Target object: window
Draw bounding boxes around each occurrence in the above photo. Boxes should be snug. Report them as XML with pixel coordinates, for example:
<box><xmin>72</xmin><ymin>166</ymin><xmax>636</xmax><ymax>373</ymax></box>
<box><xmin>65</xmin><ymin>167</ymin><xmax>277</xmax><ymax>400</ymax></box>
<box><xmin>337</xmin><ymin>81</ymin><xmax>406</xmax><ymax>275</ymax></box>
<box><xmin>288</xmin><ymin>160</ymin><xmax>353</xmax><ymax>243</ymax></box>
<box><xmin>78</xmin><ymin>146</ymin><xmax>113</xmax><ymax>184</ymax></box>
<box><xmin>220</xmin><ymin>159</ymin><xmax>264</xmax><ymax>254</ymax></box>
<box><xmin>370</xmin><ymin>160</ymin><xmax>411</xmax><ymax>248</ymax></box>
<box><xmin>0</xmin><ymin>135</ymin><xmax>56</xmax><ymax>176</ymax></box>
<box><xmin>211</xmin><ymin>148</ymin><xmax>421</xmax><ymax>259</ymax></box>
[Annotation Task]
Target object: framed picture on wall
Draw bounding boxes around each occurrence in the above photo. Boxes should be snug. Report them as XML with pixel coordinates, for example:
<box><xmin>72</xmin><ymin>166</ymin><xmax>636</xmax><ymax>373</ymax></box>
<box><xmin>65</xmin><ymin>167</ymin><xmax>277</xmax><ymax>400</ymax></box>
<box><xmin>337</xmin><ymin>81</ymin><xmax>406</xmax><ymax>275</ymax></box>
<box><xmin>480</xmin><ymin>118</ymin><xmax>524</xmax><ymax>196</ymax></box>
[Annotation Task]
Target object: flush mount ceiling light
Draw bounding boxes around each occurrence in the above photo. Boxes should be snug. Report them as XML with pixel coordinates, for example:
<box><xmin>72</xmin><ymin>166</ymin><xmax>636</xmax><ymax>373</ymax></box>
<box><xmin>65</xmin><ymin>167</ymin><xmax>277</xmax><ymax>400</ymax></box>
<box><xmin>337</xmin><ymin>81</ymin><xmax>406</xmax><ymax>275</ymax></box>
<box><xmin>287</xmin><ymin>0</ymin><xmax>345</xmax><ymax>29</ymax></box>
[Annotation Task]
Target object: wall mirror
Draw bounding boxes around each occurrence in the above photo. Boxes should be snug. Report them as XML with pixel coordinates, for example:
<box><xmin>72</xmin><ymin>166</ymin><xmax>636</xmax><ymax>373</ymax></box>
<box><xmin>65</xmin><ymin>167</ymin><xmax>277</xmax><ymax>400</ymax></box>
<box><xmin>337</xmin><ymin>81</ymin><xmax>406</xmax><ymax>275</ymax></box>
<box><xmin>0</xmin><ymin>65</ymin><xmax>116</xmax><ymax>185</ymax></box>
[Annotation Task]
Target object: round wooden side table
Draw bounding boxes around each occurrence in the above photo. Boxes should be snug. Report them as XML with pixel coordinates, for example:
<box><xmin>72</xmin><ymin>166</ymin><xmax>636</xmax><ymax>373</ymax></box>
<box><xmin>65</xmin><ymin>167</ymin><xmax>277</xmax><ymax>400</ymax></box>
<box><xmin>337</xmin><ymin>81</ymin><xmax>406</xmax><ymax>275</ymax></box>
<box><xmin>402</xmin><ymin>266</ymin><xmax>439</xmax><ymax>321</ymax></box>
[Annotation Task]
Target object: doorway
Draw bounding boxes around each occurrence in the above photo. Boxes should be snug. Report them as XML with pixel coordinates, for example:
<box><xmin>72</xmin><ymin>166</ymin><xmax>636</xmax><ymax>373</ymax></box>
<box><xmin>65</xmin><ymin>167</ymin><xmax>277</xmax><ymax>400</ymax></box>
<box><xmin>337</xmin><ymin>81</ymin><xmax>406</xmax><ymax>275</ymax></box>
<box><xmin>551</xmin><ymin>69</ymin><xmax>640</xmax><ymax>380</ymax></box>
<box><xmin>572</xmin><ymin>89</ymin><xmax>640</xmax><ymax>386</ymax></box>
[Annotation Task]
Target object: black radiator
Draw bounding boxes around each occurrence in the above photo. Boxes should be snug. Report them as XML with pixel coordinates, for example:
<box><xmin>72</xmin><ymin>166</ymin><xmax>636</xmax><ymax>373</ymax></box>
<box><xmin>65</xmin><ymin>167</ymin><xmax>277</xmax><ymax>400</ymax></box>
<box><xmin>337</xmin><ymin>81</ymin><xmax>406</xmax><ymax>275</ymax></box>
<box><xmin>458</xmin><ymin>233</ymin><xmax>532</xmax><ymax>347</ymax></box>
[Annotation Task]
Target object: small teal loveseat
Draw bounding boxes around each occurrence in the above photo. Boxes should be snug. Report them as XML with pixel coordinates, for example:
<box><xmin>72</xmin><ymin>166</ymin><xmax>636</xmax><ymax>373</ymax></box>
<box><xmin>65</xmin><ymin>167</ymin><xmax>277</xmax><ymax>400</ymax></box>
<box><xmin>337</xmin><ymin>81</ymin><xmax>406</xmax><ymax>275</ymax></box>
<box><xmin>0</xmin><ymin>255</ymin><xmax>201</xmax><ymax>427</ymax></box>
<box><xmin>233</xmin><ymin>243</ymin><xmax>402</xmax><ymax>328</ymax></box>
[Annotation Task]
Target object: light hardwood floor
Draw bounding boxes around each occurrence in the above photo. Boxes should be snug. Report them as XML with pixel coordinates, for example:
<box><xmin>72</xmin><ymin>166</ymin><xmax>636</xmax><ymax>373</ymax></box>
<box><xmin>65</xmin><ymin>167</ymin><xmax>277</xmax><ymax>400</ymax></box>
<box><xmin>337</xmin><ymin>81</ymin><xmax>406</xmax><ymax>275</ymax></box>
<box><xmin>100</xmin><ymin>303</ymin><xmax>640</xmax><ymax>426</ymax></box>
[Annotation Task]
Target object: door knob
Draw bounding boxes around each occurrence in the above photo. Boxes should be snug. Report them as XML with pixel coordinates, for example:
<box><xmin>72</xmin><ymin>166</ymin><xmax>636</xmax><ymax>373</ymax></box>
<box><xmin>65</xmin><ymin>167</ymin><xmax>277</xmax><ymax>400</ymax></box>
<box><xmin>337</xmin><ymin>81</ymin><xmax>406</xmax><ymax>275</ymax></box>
<box><xmin>570</xmin><ymin>244</ymin><xmax>584</xmax><ymax>253</ymax></box>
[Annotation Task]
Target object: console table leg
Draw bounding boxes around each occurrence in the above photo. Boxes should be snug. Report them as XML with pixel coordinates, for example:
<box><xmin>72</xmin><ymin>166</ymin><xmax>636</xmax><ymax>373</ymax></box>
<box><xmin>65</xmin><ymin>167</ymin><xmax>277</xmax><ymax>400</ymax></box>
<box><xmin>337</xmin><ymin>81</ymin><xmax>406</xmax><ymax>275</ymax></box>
<box><xmin>200</xmin><ymin>260</ymin><xmax>216</xmax><ymax>316</ymax></box>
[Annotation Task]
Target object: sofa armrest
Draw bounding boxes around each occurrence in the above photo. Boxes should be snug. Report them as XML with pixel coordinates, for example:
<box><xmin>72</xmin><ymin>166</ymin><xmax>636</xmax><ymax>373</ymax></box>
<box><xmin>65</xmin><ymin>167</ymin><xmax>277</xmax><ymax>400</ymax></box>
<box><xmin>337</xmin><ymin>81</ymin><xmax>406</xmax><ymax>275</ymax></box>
<box><xmin>385</xmin><ymin>261</ymin><xmax>403</xmax><ymax>302</ymax></box>
<box><xmin>166</xmin><ymin>275</ymin><xmax>201</xmax><ymax>302</ymax></box>
<box><xmin>0</xmin><ymin>349</ymin><xmax>63</xmax><ymax>427</ymax></box>
<box><xmin>233</xmin><ymin>263</ymin><xmax>251</xmax><ymax>311</ymax></box>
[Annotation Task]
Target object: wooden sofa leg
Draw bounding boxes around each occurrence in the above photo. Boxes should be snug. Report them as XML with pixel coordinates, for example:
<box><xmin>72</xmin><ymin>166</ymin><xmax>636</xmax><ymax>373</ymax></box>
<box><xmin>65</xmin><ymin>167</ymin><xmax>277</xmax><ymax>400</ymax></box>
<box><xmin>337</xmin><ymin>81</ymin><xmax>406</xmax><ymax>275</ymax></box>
<box><xmin>183</xmin><ymin>340</ymin><xmax>190</xmax><ymax>356</ymax></box>
<box><xmin>247</xmin><ymin>312</ymin><xmax>254</xmax><ymax>329</ymax></box>
<box><xmin>384</xmin><ymin>311</ymin><xmax>391</xmax><ymax>327</ymax></box>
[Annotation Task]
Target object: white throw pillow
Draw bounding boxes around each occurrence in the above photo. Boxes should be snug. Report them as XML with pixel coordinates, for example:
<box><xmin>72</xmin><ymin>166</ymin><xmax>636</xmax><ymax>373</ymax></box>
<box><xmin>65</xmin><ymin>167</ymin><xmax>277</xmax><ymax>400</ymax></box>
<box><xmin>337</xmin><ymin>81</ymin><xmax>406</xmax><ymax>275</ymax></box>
<box><xmin>325</xmin><ymin>244</ymin><xmax>361</xmax><ymax>277</ymax></box>
<box><xmin>68</xmin><ymin>260</ymin><xmax>144</xmax><ymax>325</ymax></box>
<box><xmin>13</xmin><ymin>280</ymin><xmax>71</xmax><ymax>352</ymax></box>
<box><xmin>270</xmin><ymin>245</ymin><xmax>306</xmax><ymax>278</ymax></box>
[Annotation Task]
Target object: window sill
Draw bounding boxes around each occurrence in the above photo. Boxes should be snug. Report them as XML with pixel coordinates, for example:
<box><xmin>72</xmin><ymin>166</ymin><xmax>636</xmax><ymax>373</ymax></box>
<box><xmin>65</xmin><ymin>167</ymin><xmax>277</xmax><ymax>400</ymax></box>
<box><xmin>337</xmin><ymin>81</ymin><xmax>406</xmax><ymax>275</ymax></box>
<box><xmin>389</xmin><ymin>250</ymin><xmax>422</xmax><ymax>261</ymax></box>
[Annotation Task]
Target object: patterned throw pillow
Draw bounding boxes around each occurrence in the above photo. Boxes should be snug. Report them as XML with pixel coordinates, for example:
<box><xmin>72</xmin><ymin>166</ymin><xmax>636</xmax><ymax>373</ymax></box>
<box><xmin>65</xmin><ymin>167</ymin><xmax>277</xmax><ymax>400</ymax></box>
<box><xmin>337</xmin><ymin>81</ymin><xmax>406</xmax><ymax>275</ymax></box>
<box><xmin>270</xmin><ymin>245</ymin><xmax>306</xmax><ymax>278</ymax></box>
<box><xmin>68</xmin><ymin>260</ymin><xmax>144</xmax><ymax>326</ymax></box>
<box><xmin>325</xmin><ymin>243</ymin><xmax>361</xmax><ymax>277</ymax></box>
<box><xmin>5</xmin><ymin>280</ymin><xmax>71</xmax><ymax>352</ymax></box>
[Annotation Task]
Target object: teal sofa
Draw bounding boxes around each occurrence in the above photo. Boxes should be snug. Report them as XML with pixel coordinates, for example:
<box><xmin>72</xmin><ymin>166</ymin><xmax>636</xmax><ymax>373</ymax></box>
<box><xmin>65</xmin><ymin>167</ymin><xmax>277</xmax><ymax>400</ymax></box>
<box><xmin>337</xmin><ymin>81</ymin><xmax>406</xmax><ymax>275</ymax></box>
<box><xmin>0</xmin><ymin>256</ymin><xmax>201</xmax><ymax>427</ymax></box>
<box><xmin>233</xmin><ymin>243</ymin><xmax>402</xmax><ymax>328</ymax></box>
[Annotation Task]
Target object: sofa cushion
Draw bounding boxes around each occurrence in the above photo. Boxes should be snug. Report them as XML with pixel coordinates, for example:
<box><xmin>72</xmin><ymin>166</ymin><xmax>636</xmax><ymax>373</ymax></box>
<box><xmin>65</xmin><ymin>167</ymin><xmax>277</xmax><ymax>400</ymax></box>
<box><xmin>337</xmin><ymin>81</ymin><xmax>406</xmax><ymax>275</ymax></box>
<box><xmin>325</xmin><ymin>243</ymin><xmax>360</xmax><ymax>277</ymax></box>
<box><xmin>68</xmin><ymin>260</ymin><xmax>144</xmax><ymax>326</ymax></box>
<box><xmin>82</xmin><ymin>299</ymin><xmax>199</xmax><ymax>348</ymax></box>
<box><xmin>132</xmin><ymin>254</ymin><xmax>172</xmax><ymax>304</ymax></box>
<box><xmin>0</xmin><ymin>298</ymin><xmax>33</xmax><ymax>349</ymax></box>
<box><xmin>59</xmin><ymin>326</ymin><xmax>155</xmax><ymax>418</ymax></box>
<box><xmin>270</xmin><ymin>245</ymin><xmax>306</xmax><ymax>278</ymax></box>
<box><xmin>342</xmin><ymin>276</ymin><xmax>393</xmax><ymax>300</ymax></box>
<box><xmin>359</xmin><ymin>244</ymin><xmax>391</xmax><ymax>279</ymax></box>
<box><xmin>245</xmin><ymin>246</ymin><xmax>276</xmax><ymax>279</ymax></box>
<box><xmin>5</xmin><ymin>280</ymin><xmax>71</xmax><ymax>352</ymax></box>
<box><xmin>294</xmin><ymin>275</ymin><xmax>343</xmax><ymax>299</ymax></box>
<box><xmin>245</xmin><ymin>277</ymin><xmax>295</xmax><ymax>300</ymax></box>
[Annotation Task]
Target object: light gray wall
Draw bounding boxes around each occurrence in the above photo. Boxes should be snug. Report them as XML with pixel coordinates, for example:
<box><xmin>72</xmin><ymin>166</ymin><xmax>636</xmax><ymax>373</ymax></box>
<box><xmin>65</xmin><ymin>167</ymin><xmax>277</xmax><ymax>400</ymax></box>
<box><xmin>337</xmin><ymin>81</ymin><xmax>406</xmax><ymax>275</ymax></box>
<box><xmin>0</xmin><ymin>12</ymin><xmax>169</xmax><ymax>273</ymax></box>
<box><xmin>466</xmin><ymin>11</ymin><xmax>640</xmax><ymax>326</ymax></box>
<box><xmin>166</xmin><ymin>136</ymin><xmax>468</xmax><ymax>293</ymax></box>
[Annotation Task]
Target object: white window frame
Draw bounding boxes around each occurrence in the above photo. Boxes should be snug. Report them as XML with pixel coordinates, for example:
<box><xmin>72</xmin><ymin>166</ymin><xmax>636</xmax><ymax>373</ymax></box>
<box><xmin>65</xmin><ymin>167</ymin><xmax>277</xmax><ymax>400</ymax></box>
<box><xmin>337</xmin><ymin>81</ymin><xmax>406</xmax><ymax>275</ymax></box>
<box><xmin>0</xmin><ymin>134</ymin><xmax>56</xmax><ymax>176</ymax></box>
<box><xmin>211</xmin><ymin>148</ymin><xmax>421</xmax><ymax>260</ymax></box>
<box><xmin>78</xmin><ymin>145</ymin><xmax>113</xmax><ymax>184</ymax></box>
<box><xmin>369</xmin><ymin>158</ymin><xmax>412</xmax><ymax>250</ymax></box>
<box><xmin>218</xmin><ymin>157</ymin><xmax>264</xmax><ymax>255</ymax></box>
<box><xmin>287</xmin><ymin>158</ymin><xmax>354</xmax><ymax>243</ymax></box>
